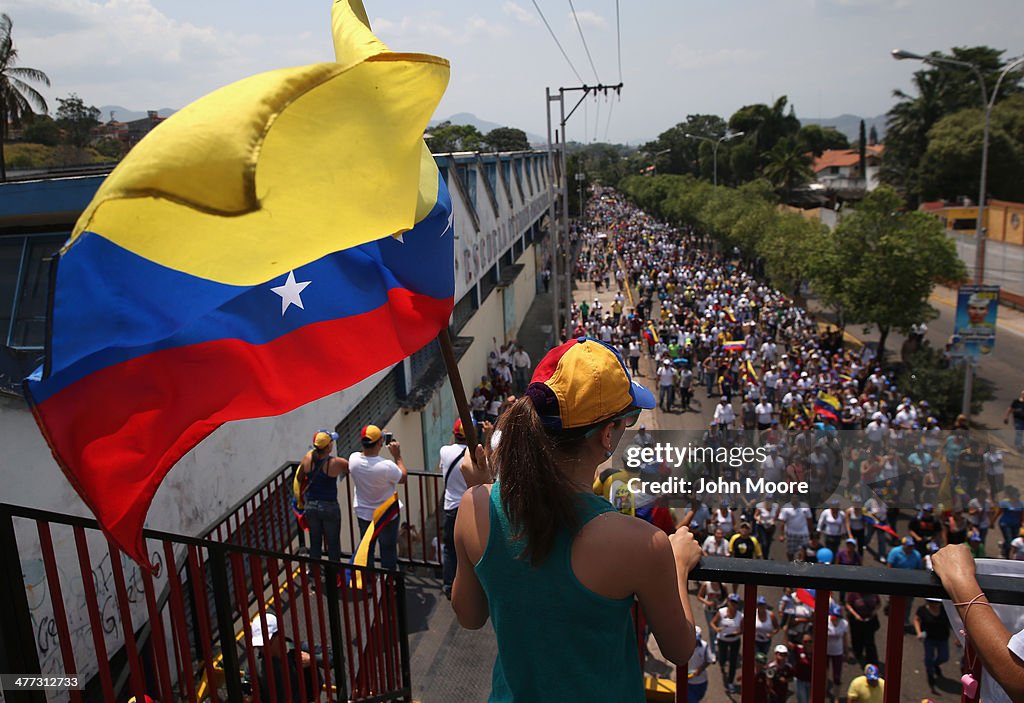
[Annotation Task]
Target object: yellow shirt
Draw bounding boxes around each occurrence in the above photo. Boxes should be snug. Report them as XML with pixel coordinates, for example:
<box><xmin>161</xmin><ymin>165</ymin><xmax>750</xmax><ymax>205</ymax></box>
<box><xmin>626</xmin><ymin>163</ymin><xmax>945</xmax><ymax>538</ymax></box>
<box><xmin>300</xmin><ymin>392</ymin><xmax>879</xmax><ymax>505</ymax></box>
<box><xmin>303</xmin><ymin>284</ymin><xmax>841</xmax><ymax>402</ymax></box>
<box><xmin>847</xmin><ymin>676</ymin><xmax>884</xmax><ymax>703</ymax></box>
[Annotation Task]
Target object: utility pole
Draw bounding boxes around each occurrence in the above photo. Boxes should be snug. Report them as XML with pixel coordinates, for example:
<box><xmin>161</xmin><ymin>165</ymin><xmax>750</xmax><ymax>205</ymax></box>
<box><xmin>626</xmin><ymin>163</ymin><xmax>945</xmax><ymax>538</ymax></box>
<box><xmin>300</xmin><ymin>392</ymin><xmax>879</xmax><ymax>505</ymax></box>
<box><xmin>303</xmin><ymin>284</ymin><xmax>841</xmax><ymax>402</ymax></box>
<box><xmin>544</xmin><ymin>82</ymin><xmax>623</xmax><ymax>341</ymax></box>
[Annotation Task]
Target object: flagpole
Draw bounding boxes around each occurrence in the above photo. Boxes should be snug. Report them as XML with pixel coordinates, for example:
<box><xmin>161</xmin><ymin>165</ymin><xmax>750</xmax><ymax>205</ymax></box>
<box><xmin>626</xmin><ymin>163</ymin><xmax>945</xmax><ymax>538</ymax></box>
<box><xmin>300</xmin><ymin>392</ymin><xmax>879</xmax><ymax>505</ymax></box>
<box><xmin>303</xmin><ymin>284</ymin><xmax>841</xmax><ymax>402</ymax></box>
<box><xmin>437</xmin><ymin>328</ymin><xmax>481</xmax><ymax>464</ymax></box>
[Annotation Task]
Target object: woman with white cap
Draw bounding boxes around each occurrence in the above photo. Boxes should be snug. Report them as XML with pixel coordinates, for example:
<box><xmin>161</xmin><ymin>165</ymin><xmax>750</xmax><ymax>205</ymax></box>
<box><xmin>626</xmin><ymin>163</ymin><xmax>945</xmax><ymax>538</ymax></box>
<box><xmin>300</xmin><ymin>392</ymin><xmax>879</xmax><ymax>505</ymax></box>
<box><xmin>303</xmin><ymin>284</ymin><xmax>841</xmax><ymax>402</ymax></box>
<box><xmin>451</xmin><ymin>337</ymin><xmax>701</xmax><ymax>702</ymax></box>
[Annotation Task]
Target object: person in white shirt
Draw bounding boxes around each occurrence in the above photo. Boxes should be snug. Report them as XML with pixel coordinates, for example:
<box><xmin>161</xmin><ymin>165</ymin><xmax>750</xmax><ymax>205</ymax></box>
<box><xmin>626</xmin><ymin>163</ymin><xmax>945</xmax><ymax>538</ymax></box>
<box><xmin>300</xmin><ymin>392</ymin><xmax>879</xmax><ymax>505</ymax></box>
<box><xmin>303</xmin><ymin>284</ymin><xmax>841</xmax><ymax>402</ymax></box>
<box><xmin>755</xmin><ymin>399</ymin><xmax>774</xmax><ymax>432</ymax></box>
<box><xmin>713</xmin><ymin>397</ymin><xmax>736</xmax><ymax>437</ymax></box>
<box><xmin>657</xmin><ymin>359</ymin><xmax>676</xmax><ymax>412</ymax></box>
<box><xmin>348</xmin><ymin>425</ymin><xmax>407</xmax><ymax>570</ymax></box>
<box><xmin>755</xmin><ymin>499</ymin><xmax>780</xmax><ymax>559</ymax></box>
<box><xmin>703</xmin><ymin>527</ymin><xmax>730</xmax><ymax>557</ymax></box>
<box><xmin>777</xmin><ymin>500</ymin><xmax>812</xmax><ymax>561</ymax></box>
<box><xmin>439</xmin><ymin>419</ymin><xmax>471</xmax><ymax>599</ymax></box>
<box><xmin>817</xmin><ymin>499</ymin><xmax>848</xmax><ymax>554</ymax></box>
<box><xmin>686</xmin><ymin>627</ymin><xmax>715</xmax><ymax>701</ymax></box>
<box><xmin>511</xmin><ymin>345</ymin><xmax>531</xmax><ymax>394</ymax></box>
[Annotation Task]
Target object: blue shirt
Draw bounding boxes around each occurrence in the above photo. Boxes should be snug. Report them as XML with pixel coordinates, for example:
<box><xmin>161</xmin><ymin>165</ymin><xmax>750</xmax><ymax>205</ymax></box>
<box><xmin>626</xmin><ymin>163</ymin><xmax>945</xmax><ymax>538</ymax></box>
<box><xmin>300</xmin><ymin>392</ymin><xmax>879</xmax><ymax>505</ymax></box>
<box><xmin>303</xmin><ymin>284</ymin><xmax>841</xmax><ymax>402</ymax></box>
<box><xmin>887</xmin><ymin>545</ymin><xmax>922</xmax><ymax>570</ymax></box>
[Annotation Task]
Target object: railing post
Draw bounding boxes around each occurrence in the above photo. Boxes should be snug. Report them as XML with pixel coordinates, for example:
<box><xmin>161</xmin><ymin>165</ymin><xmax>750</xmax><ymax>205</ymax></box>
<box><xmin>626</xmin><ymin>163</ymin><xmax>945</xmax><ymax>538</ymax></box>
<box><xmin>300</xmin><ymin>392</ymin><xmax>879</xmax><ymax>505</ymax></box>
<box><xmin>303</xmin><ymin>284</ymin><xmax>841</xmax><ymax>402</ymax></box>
<box><xmin>883</xmin><ymin>596</ymin><xmax>906</xmax><ymax>703</ymax></box>
<box><xmin>325</xmin><ymin>564</ymin><xmax>350</xmax><ymax>702</ymax></box>
<box><xmin>0</xmin><ymin>505</ymin><xmax>45</xmax><ymax>703</ymax></box>
<box><xmin>810</xmin><ymin>589</ymin><xmax>830</xmax><ymax>703</ymax></box>
<box><xmin>741</xmin><ymin>585</ymin><xmax>757</xmax><ymax>703</ymax></box>
<box><xmin>396</xmin><ymin>571</ymin><xmax>413</xmax><ymax>701</ymax></box>
<box><xmin>207</xmin><ymin>543</ymin><xmax>244</xmax><ymax>703</ymax></box>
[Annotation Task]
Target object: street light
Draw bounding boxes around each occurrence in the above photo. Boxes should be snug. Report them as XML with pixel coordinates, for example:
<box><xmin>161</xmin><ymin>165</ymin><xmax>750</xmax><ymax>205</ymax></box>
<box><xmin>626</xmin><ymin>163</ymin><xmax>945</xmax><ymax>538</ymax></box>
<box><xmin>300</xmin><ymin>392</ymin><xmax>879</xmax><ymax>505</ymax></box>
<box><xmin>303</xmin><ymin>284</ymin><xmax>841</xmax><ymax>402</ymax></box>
<box><xmin>892</xmin><ymin>48</ymin><xmax>1024</xmax><ymax>419</ymax></box>
<box><xmin>891</xmin><ymin>49</ymin><xmax>1024</xmax><ymax>285</ymax></box>
<box><xmin>684</xmin><ymin>131</ymin><xmax>744</xmax><ymax>186</ymax></box>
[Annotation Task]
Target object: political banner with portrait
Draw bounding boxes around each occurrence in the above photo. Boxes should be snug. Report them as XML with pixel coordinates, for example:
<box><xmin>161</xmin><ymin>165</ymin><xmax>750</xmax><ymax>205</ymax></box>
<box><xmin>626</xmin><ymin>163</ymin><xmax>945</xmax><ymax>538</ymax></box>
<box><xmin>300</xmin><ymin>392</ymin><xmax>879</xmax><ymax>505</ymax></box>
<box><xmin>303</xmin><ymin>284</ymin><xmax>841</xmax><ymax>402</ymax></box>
<box><xmin>951</xmin><ymin>284</ymin><xmax>999</xmax><ymax>356</ymax></box>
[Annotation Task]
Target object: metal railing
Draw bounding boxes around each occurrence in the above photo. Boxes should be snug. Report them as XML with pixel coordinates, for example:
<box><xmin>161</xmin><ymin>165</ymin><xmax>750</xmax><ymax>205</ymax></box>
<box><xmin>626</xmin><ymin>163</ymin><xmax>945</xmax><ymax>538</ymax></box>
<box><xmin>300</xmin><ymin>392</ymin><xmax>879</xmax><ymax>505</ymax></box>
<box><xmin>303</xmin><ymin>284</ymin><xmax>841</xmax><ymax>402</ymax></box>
<box><xmin>203</xmin><ymin>463</ymin><xmax>445</xmax><ymax>570</ymax></box>
<box><xmin>645</xmin><ymin>557</ymin><xmax>1022</xmax><ymax>703</ymax></box>
<box><xmin>0</xmin><ymin>502</ymin><xmax>411</xmax><ymax>703</ymax></box>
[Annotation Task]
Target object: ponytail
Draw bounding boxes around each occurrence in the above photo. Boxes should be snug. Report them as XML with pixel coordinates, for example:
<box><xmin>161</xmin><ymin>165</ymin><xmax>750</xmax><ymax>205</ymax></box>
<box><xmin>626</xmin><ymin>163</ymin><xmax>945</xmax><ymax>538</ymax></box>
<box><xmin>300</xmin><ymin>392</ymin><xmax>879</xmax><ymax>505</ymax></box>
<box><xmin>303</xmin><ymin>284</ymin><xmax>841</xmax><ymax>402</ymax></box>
<box><xmin>494</xmin><ymin>396</ymin><xmax>584</xmax><ymax>566</ymax></box>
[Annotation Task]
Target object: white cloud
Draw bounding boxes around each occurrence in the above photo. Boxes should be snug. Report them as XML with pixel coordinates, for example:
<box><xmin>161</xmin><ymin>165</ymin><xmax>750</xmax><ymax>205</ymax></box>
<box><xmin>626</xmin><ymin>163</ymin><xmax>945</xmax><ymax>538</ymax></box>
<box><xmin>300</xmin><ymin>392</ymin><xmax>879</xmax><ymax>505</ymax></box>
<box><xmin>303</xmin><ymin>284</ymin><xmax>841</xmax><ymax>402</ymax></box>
<box><xmin>371</xmin><ymin>12</ymin><xmax>506</xmax><ymax>47</ymax></box>
<box><xmin>571</xmin><ymin>9</ymin><xmax>607</xmax><ymax>30</ymax></box>
<box><xmin>667</xmin><ymin>45</ymin><xmax>758</xmax><ymax>71</ymax></box>
<box><xmin>502</xmin><ymin>2</ymin><xmax>538</xmax><ymax>25</ymax></box>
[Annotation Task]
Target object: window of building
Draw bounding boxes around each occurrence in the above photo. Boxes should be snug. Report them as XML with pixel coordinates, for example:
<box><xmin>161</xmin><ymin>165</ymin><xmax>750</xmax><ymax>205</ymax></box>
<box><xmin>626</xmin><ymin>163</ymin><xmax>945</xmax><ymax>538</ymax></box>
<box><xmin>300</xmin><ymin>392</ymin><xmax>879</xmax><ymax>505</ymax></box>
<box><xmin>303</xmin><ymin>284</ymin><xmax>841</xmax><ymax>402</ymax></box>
<box><xmin>1</xmin><ymin>233</ymin><xmax>65</xmax><ymax>350</ymax></box>
<box><xmin>484</xmin><ymin>162</ymin><xmax>497</xmax><ymax>196</ymax></box>
<box><xmin>457</xmin><ymin>165</ymin><xmax>477</xmax><ymax>210</ymax></box>
<box><xmin>451</xmin><ymin>287</ymin><xmax>477</xmax><ymax>334</ymax></box>
<box><xmin>479</xmin><ymin>263</ymin><xmax>498</xmax><ymax>304</ymax></box>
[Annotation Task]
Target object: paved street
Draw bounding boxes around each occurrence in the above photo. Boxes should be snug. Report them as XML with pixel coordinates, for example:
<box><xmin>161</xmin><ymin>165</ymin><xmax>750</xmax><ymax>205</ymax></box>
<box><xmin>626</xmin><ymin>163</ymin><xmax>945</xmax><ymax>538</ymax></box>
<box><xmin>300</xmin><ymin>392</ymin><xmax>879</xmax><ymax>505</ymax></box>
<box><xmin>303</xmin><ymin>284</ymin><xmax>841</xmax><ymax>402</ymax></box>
<box><xmin>576</xmin><ymin>275</ymin><xmax>1017</xmax><ymax>703</ymax></box>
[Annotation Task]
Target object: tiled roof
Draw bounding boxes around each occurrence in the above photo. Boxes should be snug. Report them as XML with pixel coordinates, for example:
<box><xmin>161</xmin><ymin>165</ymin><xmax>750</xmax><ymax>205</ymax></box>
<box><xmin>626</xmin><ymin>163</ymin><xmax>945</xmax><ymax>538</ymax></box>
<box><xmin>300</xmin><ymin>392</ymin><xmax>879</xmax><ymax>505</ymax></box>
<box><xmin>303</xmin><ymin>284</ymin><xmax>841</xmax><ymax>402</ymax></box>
<box><xmin>812</xmin><ymin>145</ymin><xmax>884</xmax><ymax>173</ymax></box>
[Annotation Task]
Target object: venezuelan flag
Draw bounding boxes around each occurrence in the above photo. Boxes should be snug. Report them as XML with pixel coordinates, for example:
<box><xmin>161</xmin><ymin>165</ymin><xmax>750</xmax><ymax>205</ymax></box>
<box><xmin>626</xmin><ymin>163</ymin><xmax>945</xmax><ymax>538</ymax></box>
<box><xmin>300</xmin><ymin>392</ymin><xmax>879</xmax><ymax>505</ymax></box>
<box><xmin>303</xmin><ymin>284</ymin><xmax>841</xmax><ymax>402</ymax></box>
<box><xmin>742</xmin><ymin>359</ymin><xmax>759</xmax><ymax>384</ymax></box>
<box><xmin>349</xmin><ymin>493</ymin><xmax>401</xmax><ymax>590</ymax></box>
<box><xmin>722</xmin><ymin>340</ymin><xmax>745</xmax><ymax>352</ymax></box>
<box><xmin>723</xmin><ymin>308</ymin><xmax>737</xmax><ymax>324</ymax></box>
<box><xmin>24</xmin><ymin>1</ymin><xmax>453</xmax><ymax>565</ymax></box>
<box><xmin>814</xmin><ymin>392</ymin><xmax>841</xmax><ymax>421</ymax></box>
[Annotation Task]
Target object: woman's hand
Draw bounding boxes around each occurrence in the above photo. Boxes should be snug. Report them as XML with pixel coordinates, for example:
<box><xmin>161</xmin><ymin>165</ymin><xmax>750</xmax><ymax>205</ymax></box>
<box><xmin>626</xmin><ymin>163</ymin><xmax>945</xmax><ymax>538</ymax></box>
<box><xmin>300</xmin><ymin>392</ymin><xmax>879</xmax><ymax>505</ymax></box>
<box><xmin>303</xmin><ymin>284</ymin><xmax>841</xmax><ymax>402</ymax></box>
<box><xmin>670</xmin><ymin>525</ymin><xmax>702</xmax><ymax>574</ymax></box>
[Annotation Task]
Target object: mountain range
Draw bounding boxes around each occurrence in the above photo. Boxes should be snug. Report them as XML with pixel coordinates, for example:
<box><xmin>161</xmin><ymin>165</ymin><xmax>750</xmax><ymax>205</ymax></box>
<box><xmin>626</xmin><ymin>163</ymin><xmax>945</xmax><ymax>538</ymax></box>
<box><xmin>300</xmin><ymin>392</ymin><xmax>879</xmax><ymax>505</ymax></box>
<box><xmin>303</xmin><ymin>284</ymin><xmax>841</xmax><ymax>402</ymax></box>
<box><xmin>98</xmin><ymin>106</ymin><xmax>176</xmax><ymax>122</ymax></box>
<box><xmin>98</xmin><ymin>106</ymin><xmax>885</xmax><ymax>146</ymax></box>
<box><xmin>800</xmin><ymin>114</ymin><xmax>887</xmax><ymax>143</ymax></box>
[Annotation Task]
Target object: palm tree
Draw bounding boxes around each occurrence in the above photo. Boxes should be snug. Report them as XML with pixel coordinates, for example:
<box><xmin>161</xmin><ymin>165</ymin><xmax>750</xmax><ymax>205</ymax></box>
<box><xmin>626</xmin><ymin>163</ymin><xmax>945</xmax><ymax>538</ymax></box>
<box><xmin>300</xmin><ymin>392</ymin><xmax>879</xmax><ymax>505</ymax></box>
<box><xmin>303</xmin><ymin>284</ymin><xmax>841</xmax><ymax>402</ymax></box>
<box><xmin>762</xmin><ymin>138</ymin><xmax>813</xmax><ymax>200</ymax></box>
<box><xmin>0</xmin><ymin>13</ymin><xmax>50</xmax><ymax>181</ymax></box>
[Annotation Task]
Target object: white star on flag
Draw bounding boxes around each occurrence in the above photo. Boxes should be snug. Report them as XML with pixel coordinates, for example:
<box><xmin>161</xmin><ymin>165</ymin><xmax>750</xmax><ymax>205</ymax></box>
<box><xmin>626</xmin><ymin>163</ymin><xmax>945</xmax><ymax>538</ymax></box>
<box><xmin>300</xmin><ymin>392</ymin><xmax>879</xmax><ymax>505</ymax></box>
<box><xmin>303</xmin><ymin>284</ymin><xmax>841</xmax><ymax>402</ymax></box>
<box><xmin>271</xmin><ymin>271</ymin><xmax>311</xmax><ymax>315</ymax></box>
<box><xmin>441</xmin><ymin>210</ymin><xmax>454</xmax><ymax>237</ymax></box>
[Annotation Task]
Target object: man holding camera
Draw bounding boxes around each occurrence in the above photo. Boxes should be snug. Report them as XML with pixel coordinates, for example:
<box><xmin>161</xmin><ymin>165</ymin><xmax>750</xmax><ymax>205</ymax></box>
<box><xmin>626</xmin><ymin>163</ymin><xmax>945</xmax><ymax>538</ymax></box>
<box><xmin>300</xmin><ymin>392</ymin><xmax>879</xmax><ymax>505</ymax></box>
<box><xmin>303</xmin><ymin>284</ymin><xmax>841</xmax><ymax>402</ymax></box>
<box><xmin>348</xmin><ymin>425</ymin><xmax>407</xmax><ymax>570</ymax></box>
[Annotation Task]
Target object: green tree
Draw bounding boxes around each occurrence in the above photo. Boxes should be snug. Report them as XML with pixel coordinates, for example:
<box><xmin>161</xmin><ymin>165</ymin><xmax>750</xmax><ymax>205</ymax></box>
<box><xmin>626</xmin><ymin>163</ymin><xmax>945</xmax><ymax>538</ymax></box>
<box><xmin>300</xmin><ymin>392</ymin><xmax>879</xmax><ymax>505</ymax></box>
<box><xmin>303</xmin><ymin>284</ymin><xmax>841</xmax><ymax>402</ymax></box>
<box><xmin>0</xmin><ymin>13</ymin><xmax>50</xmax><ymax>180</ymax></box>
<box><xmin>761</xmin><ymin>137</ymin><xmax>813</xmax><ymax>200</ymax></box>
<box><xmin>426</xmin><ymin>121</ymin><xmax>483</xmax><ymax>153</ymax></box>
<box><xmin>798</xmin><ymin>124</ymin><xmax>849</xmax><ymax>156</ymax></box>
<box><xmin>22</xmin><ymin>113</ymin><xmax>59</xmax><ymax>146</ymax></box>
<box><xmin>484</xmin><ymin>126</ymin><xmax>529</xmax><ymax>152</ymax></box>
<box><xmin>881</xmin><ymin>46</ymin><xmax>1023</xmax><ymax>204</ymax></box>
<box><xmin>728</xmin><ymin>96</ymin><xmax>801</xmax><ymax>172</ymax></box>
<box><xmin>918</xmin><ymin>95</ymin><xmax>1024</xmax><ymax>202</ymax></box>
<box><xmin>897</xmin><ymin>346</ymin><xmax>994</xmax><ymax>424</ymax></box>
<box><xmin>811</xmin><ymin>187</ymin><xmax>967</xmax><ymax>359</ymax></box>
<box><xmin>642</xmin><ymin>114</ymin><xmax>728</xmax><ymax>178</ymax></box>
<box><xmin>757</xmin><ymin>211</ymin><xmax>826</xmax><ymax>296</ymax></box>
<box><xmin>55</xmin><ymin>94</ymin><xmax>101</xmax><ymax>148</ymax></box>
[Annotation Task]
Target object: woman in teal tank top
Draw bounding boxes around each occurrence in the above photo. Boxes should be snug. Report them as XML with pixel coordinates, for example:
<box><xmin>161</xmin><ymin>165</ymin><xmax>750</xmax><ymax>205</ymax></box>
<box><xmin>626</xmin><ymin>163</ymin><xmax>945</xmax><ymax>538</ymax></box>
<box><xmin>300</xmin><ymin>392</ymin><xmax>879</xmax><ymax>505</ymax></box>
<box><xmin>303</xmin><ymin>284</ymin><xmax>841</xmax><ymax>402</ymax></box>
<box><xmin>452</xmin><ymin>337</ymin><xmax>703</xmax><ymax>702</ymax></box>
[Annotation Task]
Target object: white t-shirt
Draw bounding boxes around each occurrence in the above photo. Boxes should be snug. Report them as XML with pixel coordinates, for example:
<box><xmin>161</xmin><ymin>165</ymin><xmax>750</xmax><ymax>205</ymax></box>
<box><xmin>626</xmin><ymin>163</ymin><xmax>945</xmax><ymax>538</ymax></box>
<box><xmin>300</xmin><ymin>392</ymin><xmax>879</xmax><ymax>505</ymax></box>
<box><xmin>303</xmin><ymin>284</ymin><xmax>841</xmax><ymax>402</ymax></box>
<box><xmin>716</xmin><ymin>607</ymin><xmax>743</xmax><ymax>640</ymax></box>
<box><xmin>440</xmin><ymin>442</ymin><xmax>469</xmax><ymax>511</ymax></box>
<box><xmin>688</xmin><ymin>639</ymin><xmax>715</xmax><ymax>684</ymax></box>
<box><xmin>703</xmin><ymin>535</ymin><xmax>730</xmax><ymax>556</ymax></box>
<box><xmin>827</xmin><ymin>617</ymin><xmax>849</xmax><ymax>656</ymax></box>
<box><xmin>348</xmin><ymin>452</ymin><xmax>403</xmax><ymax>521</ymax></box>
<box><xmin>778</xmin><ymin>504</ymin><xmax>811</xmax><ymax>534</ymax></box>
<box><xmin>755</xmin><ymin>402</ymin><xmax>774</xmax><ymax>424</ymax></box>
<box><xmin>657</xmin><ymin>365</ymin><xmax>675</xmax><ymax>388</ymax></box>
<box><xmin>817</xmin><ymin>509</ymin><xmax>847</xmax><ymax>536</ymax></box>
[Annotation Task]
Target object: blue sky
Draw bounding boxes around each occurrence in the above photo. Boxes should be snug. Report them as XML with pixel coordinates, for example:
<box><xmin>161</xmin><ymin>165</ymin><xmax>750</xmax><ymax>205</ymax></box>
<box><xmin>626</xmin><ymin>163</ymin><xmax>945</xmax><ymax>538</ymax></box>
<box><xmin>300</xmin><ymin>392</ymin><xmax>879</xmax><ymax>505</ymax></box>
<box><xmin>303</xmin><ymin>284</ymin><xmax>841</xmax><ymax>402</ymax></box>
<box><xmin>6</xmin><ymin>0</ymin><xmax>1024</xmax><ymax>144</ymax></box>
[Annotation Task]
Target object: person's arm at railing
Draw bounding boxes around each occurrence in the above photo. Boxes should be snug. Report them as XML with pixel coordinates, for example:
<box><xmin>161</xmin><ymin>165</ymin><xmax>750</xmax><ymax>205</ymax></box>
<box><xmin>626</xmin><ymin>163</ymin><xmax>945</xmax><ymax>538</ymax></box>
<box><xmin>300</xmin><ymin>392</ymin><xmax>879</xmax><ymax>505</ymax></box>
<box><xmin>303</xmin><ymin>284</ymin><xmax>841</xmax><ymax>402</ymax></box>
<box><xmin>636</xmin><ymin>525</ymin><xmax>701</xmax><ymax>666</ymax></box>
<box><xmin>932</xmin><ymin>544</ymin><xmax>1024</xmax><ymax>701</ymax></box>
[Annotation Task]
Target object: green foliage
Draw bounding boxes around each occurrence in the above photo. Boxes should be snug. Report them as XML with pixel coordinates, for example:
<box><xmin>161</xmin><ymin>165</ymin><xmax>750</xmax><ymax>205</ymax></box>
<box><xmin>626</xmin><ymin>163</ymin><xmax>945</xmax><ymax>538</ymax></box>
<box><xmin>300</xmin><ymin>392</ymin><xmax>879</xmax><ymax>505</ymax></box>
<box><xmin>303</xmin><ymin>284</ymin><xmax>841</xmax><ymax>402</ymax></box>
<box><xmin>919</xmin><ymin>95</ymin><xmax>1024</xmax><ymax>202</ymax></box>
<box><xmin>798</xmin><ymin>124</ymin><xmax>850</xmax><ymax>155</ymax></box>
<box><xmin>761</xmin><ymin>137</ymin><xmax>814</xmax><ymax>198</ymax></box>
<box><xmin>897</xmin><ymin>346</ymin><xmax>995</xmax><ymax>424</ymax></box>
<box><xmin>21</xmin><ymin>113</ymin><xmax>59</xmax><ymax>145</ymax></box>
<box><xmin>642</xmin><ymin>114</ymin><xmax>729</xmax><ymax>178</ymax></box>
<box><xmin>881</xmin><ymin>46</ymin><xmax>1023</xmax><ymax>204</ymax></box>
<box><xmin>3</xmin><ymin>142</ymin><xmax>109</xmax><ymax>168</ymax></box>
<box><xmin>426</xmin><ymin>121</ymin><xmax>483</xmax><ymax>153</ymax></box>
<box><xmin>811</xmin><ymin>187</ymin><xmax>968</xmax><ymax>358</ymax></box>
<box><xmin>483</xmin><ymin>126</ymin><xmax>529</xmax><ymax>152</ymax></box>
<box><xmin>55</xmin><ymin>93</ymin><xmax>100</xmax><ymax>148</ymax></box>
<box><xmin>1</xmin><ymin>13</ymin><xmax>51</xmax><ymax>179</ymax></box>
<box><xmin>728</xmin><ymin>96</ymin><xmax>800</xmax><ymax>168</ymax></box>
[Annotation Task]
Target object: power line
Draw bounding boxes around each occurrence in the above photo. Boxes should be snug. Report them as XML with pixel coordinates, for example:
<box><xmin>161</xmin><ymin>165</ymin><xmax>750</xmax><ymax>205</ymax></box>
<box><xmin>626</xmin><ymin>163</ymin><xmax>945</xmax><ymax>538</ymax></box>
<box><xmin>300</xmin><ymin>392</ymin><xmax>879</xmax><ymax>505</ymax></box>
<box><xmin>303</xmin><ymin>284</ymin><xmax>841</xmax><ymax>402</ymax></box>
<box><xmin>604</xmin><ymin>91</ymin><xmax>616</xmax><ymax>142</ymax></box>
<box><xmin>615</xmin><ymin>0</ymin><xmax>622</xmax><ymax>83</ymax></box>
<box><xmin>568</xmin><ymin>0</ymin><xmax>601</xmax><ymax>83</ymax></box>
<box><xmin>531</xmin><ymin>0</ymin><xmax>584</xmax><ymax>84</ymax></box>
